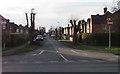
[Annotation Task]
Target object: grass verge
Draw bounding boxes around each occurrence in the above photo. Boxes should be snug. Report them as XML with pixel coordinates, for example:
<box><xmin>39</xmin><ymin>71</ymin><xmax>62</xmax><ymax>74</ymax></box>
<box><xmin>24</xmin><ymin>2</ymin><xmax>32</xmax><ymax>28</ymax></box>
<box><xmin>96</xmin><ymin>46</ymin><xmax>120</xmax><ymax>51</ymax></box>
<box><xmin>58</xmin><ymin>39</ymin><xmax>120</xmax><ymax>51</ymax></box>
<box><xmin>15</xmin><ymin>44</ymin><xmax>39</xmax><ymax>54</ymax></box>
<box><xmin>2</xmin><ymin>47</ymin><xmax>12</xmax><ymax>51</ymax></box>
<box><xmin>58</xmin><ymin>40</ymin><xmax>96</xmax><ymax>51</ymax></box>
<box><xmin>58</xmin><ymin>40</ymin><xmax>71</xmax><ymax>43</ymax></box>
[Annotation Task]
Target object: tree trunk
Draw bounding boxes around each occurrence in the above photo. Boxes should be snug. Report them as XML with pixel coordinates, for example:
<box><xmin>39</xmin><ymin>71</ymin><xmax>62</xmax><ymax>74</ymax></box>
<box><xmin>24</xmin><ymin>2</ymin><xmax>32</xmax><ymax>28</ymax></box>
<box><xmin>73</xmin><ymin>28</ymin><xmax>78</xmax><ymax>44</ymax></box>
<box><xmin>73</xmin><ymin>21</ymin><xmax>78</xmax><ymax>44</ymax></box>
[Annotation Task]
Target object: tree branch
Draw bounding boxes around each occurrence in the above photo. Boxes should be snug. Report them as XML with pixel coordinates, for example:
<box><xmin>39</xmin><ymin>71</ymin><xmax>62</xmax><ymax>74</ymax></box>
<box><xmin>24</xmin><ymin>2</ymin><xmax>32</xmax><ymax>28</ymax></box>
<box><xmin>70</xmin><ymin>20</ymin><xmax>74</xmax><ymax>26</ymax></box>
<box><xmin>77</xmin><ymin>20</ymin><xmax>81</xmax><ymax>32</ymax></box>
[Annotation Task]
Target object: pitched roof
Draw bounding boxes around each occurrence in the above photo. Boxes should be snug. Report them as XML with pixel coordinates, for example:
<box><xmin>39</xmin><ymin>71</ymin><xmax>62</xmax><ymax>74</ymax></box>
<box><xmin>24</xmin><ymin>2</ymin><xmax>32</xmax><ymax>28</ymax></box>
<box><xmin>113</xmin><ymin>9</ymin><xmax>120</xmax><ymax>15</ymax></box>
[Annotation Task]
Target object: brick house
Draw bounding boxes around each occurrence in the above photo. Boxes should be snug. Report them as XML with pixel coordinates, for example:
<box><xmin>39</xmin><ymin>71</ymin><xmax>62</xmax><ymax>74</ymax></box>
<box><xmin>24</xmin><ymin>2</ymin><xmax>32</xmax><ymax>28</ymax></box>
<box><xmin>39</xmin><ymin>27</ymin><xmax>46</xmax><ymax>35</ymax></box>
<box><xmin>64</xmin><ymin>7</ymin><xmax>120</xmax><ymax>43</ymax></box>
<box><xmin>112</xmin><ymin>9</ymin><xmax>120</xmax><ymax>33</ymax></box>
<box><xmin>9</xmin><ymin>22</ymin><xmax>19</xmax><ymax>33</ymax></box>
<box><xmin>63</xmin><ymin>25</ymin><xmax>73</xmax><ymax>40</ymax></box>
<box><xmin>87</xmin><ymin>7</ymin><xmax>120</xmax><ymax>33</ymax></box>
<box><xmin>0</xmin><ymin>15</ymin><xmax>10</xmax><ymax>34</ymax></box>
<box><xmin>19</xmin><ymin>24</ymin><xmax>29</xmax><ymax>34</ymax></box>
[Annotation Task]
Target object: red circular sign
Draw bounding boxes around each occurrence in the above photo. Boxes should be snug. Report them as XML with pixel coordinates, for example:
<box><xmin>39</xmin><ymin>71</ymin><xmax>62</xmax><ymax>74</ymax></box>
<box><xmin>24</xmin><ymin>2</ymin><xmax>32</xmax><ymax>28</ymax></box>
<box><xmin>107</xmin><ymin>19</ymin><xmax>113</xmax><ymax>26</ymax></box>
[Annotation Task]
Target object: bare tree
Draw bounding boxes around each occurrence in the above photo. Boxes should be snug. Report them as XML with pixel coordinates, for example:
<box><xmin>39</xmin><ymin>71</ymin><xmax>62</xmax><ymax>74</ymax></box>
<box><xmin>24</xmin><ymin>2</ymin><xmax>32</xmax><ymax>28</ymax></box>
<box><xmin>26</xmin><ymin>8</ymin><xmax>36</xmax><ymax>43</ymax></box>
<box><xmin>49</xmin><ymin>26</ymin><xmax>55</xmax><ymax>36</ymax></box>
<box><xmin>69</xmin><ymin>18</ymin><xmax>81</xmax><ymax>44</ymax></box>
<box><xmin>25</xmin><ymin>13</ymin><xmax>29</xmax><ymax>28</ymax></box>
<box><xmin>68</xmin><ymin>14</ymin><xmax>87</xmax><ymax>44</ymax></box>
<box><xmin>111</xmin><ymin>0</ymin><xmax>120</xmax><ymax>12</ymax></box>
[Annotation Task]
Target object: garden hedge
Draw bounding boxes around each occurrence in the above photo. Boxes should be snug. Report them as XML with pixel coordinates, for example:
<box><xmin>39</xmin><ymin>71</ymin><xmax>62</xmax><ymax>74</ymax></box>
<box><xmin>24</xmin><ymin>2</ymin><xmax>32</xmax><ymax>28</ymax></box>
<box><xmin>82</xmin><ymin>33</ymin><xmax>120</xmax><ymax>46</ymax></box>
<box><xmin>5</xmin><ymin>33</ymin><xmax>29</xmax><ymax>47</ymax></box>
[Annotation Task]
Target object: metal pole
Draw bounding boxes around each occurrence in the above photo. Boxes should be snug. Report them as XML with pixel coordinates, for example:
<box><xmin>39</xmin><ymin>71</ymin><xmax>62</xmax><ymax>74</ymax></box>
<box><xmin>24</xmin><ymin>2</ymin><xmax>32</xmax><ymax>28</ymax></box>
<box><xmin>109</xmin><ymin>26</ymin><xmax>111</xmax><ymax>48</ymax></box>
<box><xmin>3</xmin><ymin>30</ymin><xmax>5</xmax><ymax>48</ymax></box>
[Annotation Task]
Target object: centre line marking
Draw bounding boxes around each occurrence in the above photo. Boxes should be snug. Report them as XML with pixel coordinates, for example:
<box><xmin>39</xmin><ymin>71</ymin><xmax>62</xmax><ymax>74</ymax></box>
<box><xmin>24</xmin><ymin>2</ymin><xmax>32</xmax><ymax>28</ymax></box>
<box><xmin>38</xmin><ymin>50</ymin><xmax>44</xmax><ymax>55</ymax></box>
<box><xmin>59</xmin><ymin>54</ymin><xmax>68</xmax><ymax>61</ymax></box>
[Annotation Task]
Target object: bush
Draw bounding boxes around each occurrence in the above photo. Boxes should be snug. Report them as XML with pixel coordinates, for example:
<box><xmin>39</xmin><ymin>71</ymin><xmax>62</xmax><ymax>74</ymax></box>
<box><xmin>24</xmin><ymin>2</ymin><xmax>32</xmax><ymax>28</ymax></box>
<box><xmin>5</xmin><ymin>33</ymin><xmax>29</xmax><ymax>47</ymax></box>
<box><xmin>82</xmin><ymin>33</ymin><xmax>120</xmax><ymax>46</ymax></box>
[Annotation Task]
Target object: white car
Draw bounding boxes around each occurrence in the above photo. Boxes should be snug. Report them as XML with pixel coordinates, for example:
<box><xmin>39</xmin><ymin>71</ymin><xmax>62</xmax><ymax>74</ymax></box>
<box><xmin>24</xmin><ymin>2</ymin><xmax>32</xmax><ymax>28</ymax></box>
<box><xmin>51</xmin><ymin>35</ymin><xmax>55</xmax><ymax>37</ymax></box>
<box><xmin>36</xmin><ymin>35</ymin><xmax>44</xmax><ymax>41</ymax></box>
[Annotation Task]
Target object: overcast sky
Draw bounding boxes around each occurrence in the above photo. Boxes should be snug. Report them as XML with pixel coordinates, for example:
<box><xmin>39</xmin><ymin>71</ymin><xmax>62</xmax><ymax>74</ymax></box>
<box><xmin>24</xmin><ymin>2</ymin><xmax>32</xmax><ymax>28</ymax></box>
<box><xmin>0</xmin><ymin>0</ymin><xmax>114</xmax><ymax>31</ymax></box>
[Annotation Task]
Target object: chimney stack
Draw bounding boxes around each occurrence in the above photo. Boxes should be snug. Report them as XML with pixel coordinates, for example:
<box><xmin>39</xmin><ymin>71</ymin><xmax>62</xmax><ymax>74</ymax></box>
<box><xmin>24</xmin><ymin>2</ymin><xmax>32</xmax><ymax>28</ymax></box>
<box><xmin>104</xmin><ymin>7</ymin><xmax>107</xmax><ymax>14</ymax></box>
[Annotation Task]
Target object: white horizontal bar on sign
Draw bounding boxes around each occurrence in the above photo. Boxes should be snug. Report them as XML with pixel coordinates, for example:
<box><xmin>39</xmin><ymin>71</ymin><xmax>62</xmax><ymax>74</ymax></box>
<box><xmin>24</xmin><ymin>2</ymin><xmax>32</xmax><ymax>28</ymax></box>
<box><xmin>107</xmin><ymin>22</ymin><xmax>113</xmax><ymax>24</ymax></box>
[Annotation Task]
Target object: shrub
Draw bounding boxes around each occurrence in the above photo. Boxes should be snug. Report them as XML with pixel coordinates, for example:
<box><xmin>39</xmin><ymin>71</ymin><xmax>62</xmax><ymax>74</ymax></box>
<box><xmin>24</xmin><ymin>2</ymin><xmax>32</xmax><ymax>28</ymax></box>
<box><xmin>82</xmin><ymin>33</ymin><xmax>120</xmax><ymax>46</ymax></box>
<box><xmin>5</xmin><ymin>33</ymin><xmax>29</xmax><ymax>47</ymax></box>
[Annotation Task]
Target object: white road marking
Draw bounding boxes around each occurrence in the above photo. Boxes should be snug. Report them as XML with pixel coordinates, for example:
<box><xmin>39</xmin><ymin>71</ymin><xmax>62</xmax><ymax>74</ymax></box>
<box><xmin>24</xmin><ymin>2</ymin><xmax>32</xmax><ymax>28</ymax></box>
<box><xmin>70</xmin><ymin>50</ymin><xmax>79</xmax><ymax>54</ymax></box>
<box><xmin>56</xmin><ymin>50</ymin><xmax>59</xmax><ymax>52</ymax></box>
<box><xmin>38</xmin><ymin>50</ymin><xmax>44</xmax><ymax>55</ymax></box>
<box><xmin>71</xmin><ymin>50</ymin><xmax>88</xmax><ymax>56</ymax></box>
<box><xmin>59</xmin><ymin>54</ymin><xmax>68</xmax><ymax>61</ymax></box>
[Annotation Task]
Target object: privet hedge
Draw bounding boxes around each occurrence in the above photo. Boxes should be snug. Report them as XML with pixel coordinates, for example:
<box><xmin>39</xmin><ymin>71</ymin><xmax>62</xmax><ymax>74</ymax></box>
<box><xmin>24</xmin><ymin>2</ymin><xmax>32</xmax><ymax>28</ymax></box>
<box><xmin>5</xmin><ymin>33</ymin><xmax>29</xmax><ymax>47</ymax></box>
<box><xmin>82</xmin><ymin>33</ymin><xmax>120</xmax><ymax>46</ymax></box>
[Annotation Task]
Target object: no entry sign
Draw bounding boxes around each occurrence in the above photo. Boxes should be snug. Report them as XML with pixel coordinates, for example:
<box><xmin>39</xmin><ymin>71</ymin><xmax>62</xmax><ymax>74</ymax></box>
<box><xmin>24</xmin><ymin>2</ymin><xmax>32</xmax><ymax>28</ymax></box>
<box><xmin>107</xmin><ymin>18</ymin><xmax>113</xmax><ymax>26</ymax></box>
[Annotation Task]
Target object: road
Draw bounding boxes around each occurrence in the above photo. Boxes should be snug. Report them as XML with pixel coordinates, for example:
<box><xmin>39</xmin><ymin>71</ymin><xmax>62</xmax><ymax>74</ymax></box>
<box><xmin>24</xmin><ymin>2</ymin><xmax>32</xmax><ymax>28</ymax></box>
<box><xmin>2</xmin><ymin>36</ymin><xmax>119</xmax><ymax>72</ymax></box>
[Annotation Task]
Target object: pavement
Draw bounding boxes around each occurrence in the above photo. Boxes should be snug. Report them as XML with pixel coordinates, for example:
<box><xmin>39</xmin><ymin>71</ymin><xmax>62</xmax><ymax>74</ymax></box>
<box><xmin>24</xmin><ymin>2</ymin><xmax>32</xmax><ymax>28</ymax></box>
<box><xmin>2</xmin><ymin>41</ymin><xmax>30</xmax><ymax>56</ymax></box>
<box><xmin>2</xmin><ymin>35</ymin><xmax>119</xmax><ymax>72</ymax></box>
<box><xmin>82</xmin><ymin>45</ymin><xmax>120</xmax><ymax>55</ymax></box>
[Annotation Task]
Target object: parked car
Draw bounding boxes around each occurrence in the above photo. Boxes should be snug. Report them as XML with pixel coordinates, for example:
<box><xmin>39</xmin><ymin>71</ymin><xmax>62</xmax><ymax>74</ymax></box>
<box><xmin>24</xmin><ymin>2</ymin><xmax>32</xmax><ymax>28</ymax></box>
<box><xmin>51</xmin><ymin>35</ymin><xmax>55</xmax><ymax>38</ymax></box>
<box><xmin>43</xmin><ymin>33</ymin><xmax>47</xmax><ymax>38</ymax></box>
<box><xmin>36</xmin><ymin>35</ymin><xmax>44</xmax><ymax>41</ymax></box>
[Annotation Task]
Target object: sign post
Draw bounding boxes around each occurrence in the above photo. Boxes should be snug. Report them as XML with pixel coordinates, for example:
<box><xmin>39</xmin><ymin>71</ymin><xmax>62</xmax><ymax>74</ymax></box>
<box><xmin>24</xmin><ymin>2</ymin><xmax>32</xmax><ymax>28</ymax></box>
<box><xmin>108</xmin><ymin>26</ymin><xmax>111</xmax><ymax>48</ymax></box>
<box><xmin>107</xmin><ymin>18</ymin><xmax>113</xmax><ymax>49</ymax></box>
